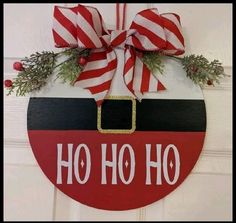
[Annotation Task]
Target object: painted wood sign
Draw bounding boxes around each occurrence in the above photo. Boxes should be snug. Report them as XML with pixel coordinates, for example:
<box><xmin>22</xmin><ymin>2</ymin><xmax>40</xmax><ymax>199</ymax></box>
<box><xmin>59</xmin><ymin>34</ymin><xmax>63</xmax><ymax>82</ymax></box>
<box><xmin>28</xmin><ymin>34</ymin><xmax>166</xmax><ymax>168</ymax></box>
<box><xmin>27</xmin><ymin>53</ymin><xmax>206</xmax><ymax>210</ymax></box>
<box><xmin>2</xmin><ymin>3</ymin><xmax>221</xmax><ymax>211</ymax></box>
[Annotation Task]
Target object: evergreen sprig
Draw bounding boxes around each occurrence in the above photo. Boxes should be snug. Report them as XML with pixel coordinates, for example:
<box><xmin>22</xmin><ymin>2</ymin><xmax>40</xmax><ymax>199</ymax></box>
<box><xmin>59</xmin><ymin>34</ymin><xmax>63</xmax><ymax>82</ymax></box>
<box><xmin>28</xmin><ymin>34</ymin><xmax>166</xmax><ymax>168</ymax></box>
<box><xmin>6</xmin><ymin>48</ymin><xmax>90</xmax><ymax>96</ymax></box>
<box><xmin>142</xmin><ymin>52</ymin><xmax>227</xmax><ymax>87</ymax></box>
<box><xmin>142</xmin><ymin>52</ymin><xmax>165</xmax><ymax>75</ymax></box>
<box><xmin>6</xmin><ymin>48</ymin><xmax>227</xmax><ymax>97</ymax></box>
<box><xmin>180</xmin><ymin>55</ymin><xmax>226</xmax><ymax>86</ymax></box>
<box><xmin>7</xmin><ymin>51</ymin><xmax>57</xmax><ymax>96</ymax></box>
<box><xmin>56</xmin><ymin>48</ymin><xmax>90</xmax><ymax>85</ymax></box>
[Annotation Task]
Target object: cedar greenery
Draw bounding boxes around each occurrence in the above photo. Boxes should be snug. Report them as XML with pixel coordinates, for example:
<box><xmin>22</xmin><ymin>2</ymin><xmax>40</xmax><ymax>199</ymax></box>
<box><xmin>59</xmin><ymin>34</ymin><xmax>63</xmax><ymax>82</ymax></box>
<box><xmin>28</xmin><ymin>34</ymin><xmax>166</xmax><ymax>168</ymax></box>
<box><xmin>6</xmin><ymin>48</ymin><xmax>90</xmax><ymax>96</ymax></box>
<box><xmin>180</xmin><ymin>55</ymin><xmax>226</xmax><ymax>86</ymax></box>
<box><xmin>141</xmin><ymin>52</ymin><xmax>226</xmax><ymax>87</ymax></box>
<box><xmin>6</xmin><ymin>48</ymin><xmax>227</xmax><ymax>96</ymax></box>
<box><xmin>56</xmin><ymin>48</ymin><xmax>90</xmax><ymax>85</ymax></box>
<box><xmin>7</xmin><ymin>51</ymin><xmax>57</xmax><ymax>96</ymax></box>
<box><xmin>142</xmin><ymin>52</ymin><xmax>165</xmax><ymax>75</ymax></box>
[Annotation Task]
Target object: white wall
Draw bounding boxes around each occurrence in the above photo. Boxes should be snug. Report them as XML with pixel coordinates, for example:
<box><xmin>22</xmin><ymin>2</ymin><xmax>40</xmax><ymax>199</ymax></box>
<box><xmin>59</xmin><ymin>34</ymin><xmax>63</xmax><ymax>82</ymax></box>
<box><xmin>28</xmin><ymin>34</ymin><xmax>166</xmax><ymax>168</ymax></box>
<box><xmin>4</xmin><ymin>3</ymin><xmax>232</xmax><ymax>221</ymax></box>
<box><xmin>4</xmin><ymin>3</ymin><xmax>232</xmax><ymax>66</ymax></box>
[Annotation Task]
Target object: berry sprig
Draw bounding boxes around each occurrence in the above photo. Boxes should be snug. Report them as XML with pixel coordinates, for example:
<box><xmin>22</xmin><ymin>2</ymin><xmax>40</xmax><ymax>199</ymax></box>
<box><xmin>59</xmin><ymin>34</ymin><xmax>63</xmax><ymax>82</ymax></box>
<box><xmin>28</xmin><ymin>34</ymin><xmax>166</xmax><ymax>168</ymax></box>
<box><xmin>4</xmin><ymin>48</ymin><xmax>90</xmax><ymax>96</ymax></box>
<box><xmin>55</xmin><ymin>48</ymin><xmax>89</xmax><ymax>85</ymax></box>
<box><xmin>179</xmin><ymin>55</ymin><xmax>227</xmax><ymax>87</ymax></box>
<box><xmin>4</xmin><ymin>49</ymin><xmax>228</xmax><ymax>96</ymax></box>
<box><xmin>146</xmin><ymin>53</ymin><xmax>227</xmax><ymax>87</ymax></box>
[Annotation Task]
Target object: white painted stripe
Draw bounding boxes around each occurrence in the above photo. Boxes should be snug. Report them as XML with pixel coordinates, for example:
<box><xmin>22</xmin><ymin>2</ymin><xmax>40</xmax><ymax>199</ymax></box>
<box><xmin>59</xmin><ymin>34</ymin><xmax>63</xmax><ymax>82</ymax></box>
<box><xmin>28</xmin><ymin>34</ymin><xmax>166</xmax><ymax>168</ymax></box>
<box><xmin>74</xmin><ymin>70</ymin><xmax>114</xmax><ymax>88</ymax></box>
<box><xmin>135</xmin><ymin>14</ymin><xmax>166</xmax><ymax>41</ymax></box>
<box><xmin>94</xmin><ymin>90</ymin><xmax>108</xmax><ymax>101</ymax></box>
<box><xmin>87</xmin><ymin>7</ymin><xmax>103</xmax><ymax>36</ymax></box>
<box><xmin>148</xmin><ymin>74</ymin><xmax>158</xmax><ymax>92</ymax></box>
<box><xmin>77</xmin><ymin>11</ymin><xmax>102</xmax><ymax>47</ymax></box>
<box><xmin>53</xmin><ymin>19</ymin><xmax>77</xmax><ymax>44</ymax></box>
<box><xmin>164</xmin><ymin>28</ymin><xmax>184</xmax><ymax>50</ymax></box>
<box><xmin>59</xmin><ymin>7</ymin><xmax>77</xmax><ymax>27</ymax></box>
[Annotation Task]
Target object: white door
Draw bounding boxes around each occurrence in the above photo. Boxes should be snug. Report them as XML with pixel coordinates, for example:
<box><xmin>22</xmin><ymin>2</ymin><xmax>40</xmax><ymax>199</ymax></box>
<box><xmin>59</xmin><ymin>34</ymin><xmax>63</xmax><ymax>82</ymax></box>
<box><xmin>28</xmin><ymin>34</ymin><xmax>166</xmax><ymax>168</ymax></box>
<box><xmin>4</xmin><ymin>3</ymin><xmax>232</xmax><ymax>221</ymax></box>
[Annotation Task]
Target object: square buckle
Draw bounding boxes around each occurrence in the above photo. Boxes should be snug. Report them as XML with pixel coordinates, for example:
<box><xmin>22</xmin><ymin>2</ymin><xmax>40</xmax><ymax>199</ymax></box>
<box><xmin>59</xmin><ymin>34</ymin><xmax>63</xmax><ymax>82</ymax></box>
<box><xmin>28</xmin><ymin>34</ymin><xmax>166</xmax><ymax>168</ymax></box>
<box><xmin>97</xmin><ymin>96</ymin><xmax>136</xmax><ymax>134</ymax></box>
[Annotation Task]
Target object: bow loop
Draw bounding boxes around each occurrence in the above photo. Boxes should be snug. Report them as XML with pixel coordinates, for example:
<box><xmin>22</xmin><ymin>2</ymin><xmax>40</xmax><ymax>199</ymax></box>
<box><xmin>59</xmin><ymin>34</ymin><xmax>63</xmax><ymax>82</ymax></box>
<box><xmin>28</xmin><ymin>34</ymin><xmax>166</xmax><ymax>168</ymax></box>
<box><xmin>127</xmin><ymin>8</ymin><xmax>185</xmax><ymax>54</ymax></box>
<box><xmin>76</xmin><ymin>4</ymin><xmax>107</xmax><ymax>48</ymax></box>
<box><xmin>53</xmin><ymin>4</ymin><xmax>109</xmax><ymax>48</ymax></box>
<box><xmin>128</xmin><ymin>8</ymin><xmax>167</xmax><ymax>51</ymax></box>
<box><xmin>160</xmin><ymin>13</ymin><xmax>185</xmax><ymax>55</ymax></box>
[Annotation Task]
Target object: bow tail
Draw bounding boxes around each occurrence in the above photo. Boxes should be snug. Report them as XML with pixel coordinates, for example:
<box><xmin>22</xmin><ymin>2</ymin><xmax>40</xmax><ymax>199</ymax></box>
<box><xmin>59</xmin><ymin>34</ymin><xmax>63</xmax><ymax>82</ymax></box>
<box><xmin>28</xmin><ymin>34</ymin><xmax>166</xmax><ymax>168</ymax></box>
<box><xmin>135</xmin><ymin>56</ymin><xmax>166</xmax><ymax>95</ymax></box>
<box><xmin>74</xmin><ymin>47</ymin><xmax>117</xmax><ymax>106</ymax></box>
<box><xmin>123</xmin><ymin>48</ymin><xmax>166</xmax><ymax>101</ymax></box>
<box><xmin>123</xmin><ymin>47</ymin><xmax>136</xmax><ymax>97</ymax></box>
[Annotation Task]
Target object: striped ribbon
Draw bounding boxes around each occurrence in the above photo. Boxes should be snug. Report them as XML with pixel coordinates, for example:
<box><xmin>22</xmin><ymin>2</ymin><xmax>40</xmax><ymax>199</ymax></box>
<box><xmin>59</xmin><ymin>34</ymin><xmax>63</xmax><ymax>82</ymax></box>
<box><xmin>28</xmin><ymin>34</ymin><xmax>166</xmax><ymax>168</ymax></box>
<box><xmin>53</xmin><ymin>4</ymin><xmax>185</xmax><ymax>106</ymax></box>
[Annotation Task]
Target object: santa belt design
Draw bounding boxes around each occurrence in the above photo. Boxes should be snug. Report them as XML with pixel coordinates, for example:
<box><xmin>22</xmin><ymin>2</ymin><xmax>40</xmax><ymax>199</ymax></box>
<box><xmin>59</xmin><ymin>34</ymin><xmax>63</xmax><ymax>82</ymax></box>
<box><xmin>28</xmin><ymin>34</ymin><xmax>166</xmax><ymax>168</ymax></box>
<box><xmin>27</xmin><ymin>97</ymin><xmax>206</xmax><ymax>133</ymax></box>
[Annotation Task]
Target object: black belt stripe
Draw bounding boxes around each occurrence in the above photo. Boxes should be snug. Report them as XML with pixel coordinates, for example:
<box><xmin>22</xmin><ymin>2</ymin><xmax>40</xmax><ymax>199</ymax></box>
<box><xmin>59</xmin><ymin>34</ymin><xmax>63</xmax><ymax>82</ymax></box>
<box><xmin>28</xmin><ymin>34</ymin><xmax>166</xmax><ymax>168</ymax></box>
<box><xmin>27</xmin><ymin>98</ymin><xmax>206</xmax><ymax>132</ymax></box>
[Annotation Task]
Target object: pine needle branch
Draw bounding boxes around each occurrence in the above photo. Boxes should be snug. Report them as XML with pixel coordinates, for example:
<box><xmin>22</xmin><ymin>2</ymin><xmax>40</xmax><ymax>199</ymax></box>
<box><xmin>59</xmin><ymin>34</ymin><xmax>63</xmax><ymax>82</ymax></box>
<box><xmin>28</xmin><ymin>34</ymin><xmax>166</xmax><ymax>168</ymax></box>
<box><xmin>170</xmin><ymin>54</ymin><xmax>227</xmax><ymax>87</ymax></box>
<box><xmin>56</xmin><ymin>48</ymin><xmax>89</xmax><ymax>85</ymax></box>
<box><xmin>142</xmin><ymin>52</ymin><xmax>165</xmax><ymax>75</ymax></box>
<box><xmin>6</xmin><ymin>48</ymin><xmax>90</xmax><ymax>96</ymax></box>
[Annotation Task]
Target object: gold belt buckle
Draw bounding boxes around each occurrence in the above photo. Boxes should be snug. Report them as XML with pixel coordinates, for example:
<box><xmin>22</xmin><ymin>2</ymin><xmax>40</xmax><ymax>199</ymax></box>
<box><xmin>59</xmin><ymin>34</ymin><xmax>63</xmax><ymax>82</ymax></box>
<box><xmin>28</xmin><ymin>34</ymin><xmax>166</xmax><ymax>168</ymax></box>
<box><xmin>97</xmin><ymin>96</ymin><xmax>136</xmax><ymax>134</ymax></box>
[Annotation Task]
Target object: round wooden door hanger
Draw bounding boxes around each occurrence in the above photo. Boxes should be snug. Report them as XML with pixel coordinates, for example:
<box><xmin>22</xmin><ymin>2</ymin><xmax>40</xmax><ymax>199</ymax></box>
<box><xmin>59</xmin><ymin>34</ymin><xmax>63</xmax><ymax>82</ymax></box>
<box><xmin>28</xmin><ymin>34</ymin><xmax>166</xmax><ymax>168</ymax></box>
<box><xmin>27</xmin><ymin>59</ymin><xmax>206</xmax><ymax>211</ymax></box>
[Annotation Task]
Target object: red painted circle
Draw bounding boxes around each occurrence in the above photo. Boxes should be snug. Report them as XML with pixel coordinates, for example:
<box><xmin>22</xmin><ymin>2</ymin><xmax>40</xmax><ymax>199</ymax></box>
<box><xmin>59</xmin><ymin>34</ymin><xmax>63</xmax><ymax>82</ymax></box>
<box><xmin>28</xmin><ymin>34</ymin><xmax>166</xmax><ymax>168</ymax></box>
<box><xmin>28</xmin><ymin>98</ymin><xmax>206</xmax><ymax>211</ymax></box>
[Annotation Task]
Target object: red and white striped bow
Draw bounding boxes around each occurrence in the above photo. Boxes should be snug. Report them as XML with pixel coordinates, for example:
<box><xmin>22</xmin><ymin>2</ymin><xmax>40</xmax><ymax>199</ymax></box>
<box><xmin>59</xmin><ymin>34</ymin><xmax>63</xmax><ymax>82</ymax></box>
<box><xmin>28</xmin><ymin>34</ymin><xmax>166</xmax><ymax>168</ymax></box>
<box><xmin>53</xmin><ymin>4</ymin><xmax>185</xmax><ymax>106</ymax></box>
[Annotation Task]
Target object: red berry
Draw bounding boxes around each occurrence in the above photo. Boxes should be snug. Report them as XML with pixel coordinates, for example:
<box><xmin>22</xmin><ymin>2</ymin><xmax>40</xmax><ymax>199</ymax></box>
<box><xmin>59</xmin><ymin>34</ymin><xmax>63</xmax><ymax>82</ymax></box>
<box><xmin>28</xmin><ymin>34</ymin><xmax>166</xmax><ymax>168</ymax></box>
<box><xmin>207</xmin><ymin>80</ymin><xmax>213</xmax><ymax>86</ymax></box>
<box><xmin>78</xmin><ymin>57</ymin><xmax>87</xmax><ymax>66</ymax></box>
<box><xmin>13</xmin><ymin>62</ymin><xmax>24</xmax><ymax>71</ymax></box>
<box><xmin>4</xmin><ymin>80</ymin><xmax>13</xmax><ymax>88</ymax></box>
